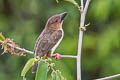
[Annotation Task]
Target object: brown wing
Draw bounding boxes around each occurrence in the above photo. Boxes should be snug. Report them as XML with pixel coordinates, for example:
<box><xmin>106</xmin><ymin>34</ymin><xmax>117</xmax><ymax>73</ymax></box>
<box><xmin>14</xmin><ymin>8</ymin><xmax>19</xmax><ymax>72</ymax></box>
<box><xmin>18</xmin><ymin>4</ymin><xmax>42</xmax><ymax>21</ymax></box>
<box><xmin>34</xmin><ymin>29</ymin><xmax>62</xmax><ymax>57</ymax></box>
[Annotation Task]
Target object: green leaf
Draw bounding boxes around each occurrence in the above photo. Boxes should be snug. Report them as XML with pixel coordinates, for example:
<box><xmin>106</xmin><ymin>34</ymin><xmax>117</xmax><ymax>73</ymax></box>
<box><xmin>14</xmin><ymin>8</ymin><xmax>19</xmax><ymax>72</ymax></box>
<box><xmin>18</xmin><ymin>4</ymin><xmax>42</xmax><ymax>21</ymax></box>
<box><xmin>0</xmin><ymin>33</ymin><xmax>5</xmax><ymax>41</ymax></box>
<box><xmin>0</xmin><ymin>33</ymin><xmax>7</xmax><ymax>54</ymax></box>
<box><xmin>51</xmin><ymin>71</ymin><xmax>56</xmax><ymax>80</ymax></box>
<box><xmin>3</xmin><ymin>46</ymin><xmax>7</xmax><ymax>53</ymax></box>
<box><xmin>56</xmin><ymin>0</ymin><xmax>59</xmax><ymax>3</ymax></box>
<box><xmin>56</xmin><ymin>71</ymin><xmax>62</xmax><ymax>80</ymax></box>
<box><xmin>51</xmin><ymin>70</ymin><xmax>64</xmax><ymax>80</ymax></box>
<box><xmin>21</xmin><ymin>58</ymin><xmax>36</xmax><ymax>77</ymax></box>
<box><xmin>35</xmin><ymin>61</ymin><xmax>49</xmax><ymax>80</ymax></box>
<box><xmin>23</xmin><ymin>77</ymin><xmax>26</xmax><ymax>80</ymax></box>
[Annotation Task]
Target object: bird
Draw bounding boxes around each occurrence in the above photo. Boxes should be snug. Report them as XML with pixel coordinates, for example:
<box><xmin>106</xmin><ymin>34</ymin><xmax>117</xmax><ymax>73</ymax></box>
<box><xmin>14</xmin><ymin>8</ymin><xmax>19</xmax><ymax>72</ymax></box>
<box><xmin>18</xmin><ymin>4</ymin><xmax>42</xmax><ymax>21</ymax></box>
<box><xmin>32</xmin><ymin>12</ymin><xmax>67</xmax><ymax>72</ymax></box>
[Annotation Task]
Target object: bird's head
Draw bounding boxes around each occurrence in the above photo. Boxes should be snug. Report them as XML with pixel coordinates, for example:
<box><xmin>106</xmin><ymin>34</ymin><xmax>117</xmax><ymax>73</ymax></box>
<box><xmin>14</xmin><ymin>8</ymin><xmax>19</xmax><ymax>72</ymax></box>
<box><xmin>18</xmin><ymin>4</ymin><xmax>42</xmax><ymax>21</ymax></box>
<box><xmin>46</xmin><ymin>12</ymin><xmax>67</xmax><ymax>30</ymax></box>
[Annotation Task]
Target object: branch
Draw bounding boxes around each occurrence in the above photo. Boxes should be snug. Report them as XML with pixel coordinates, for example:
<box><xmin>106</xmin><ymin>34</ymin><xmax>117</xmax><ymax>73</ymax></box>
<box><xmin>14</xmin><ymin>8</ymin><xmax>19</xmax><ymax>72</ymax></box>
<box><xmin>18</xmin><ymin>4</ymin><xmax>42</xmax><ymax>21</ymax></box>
<box><xmin>60</xmin><ymin>55</ymin><xmax>77</xmax><ymax>59</ymax></box>
<box><xmin>80</xmin><ymin>0</ymin><xmax>84</xmax><ymax>11</ymax></box>
<box><xmin>0</xmin><ymin>40</ymin><xmax>76</xmax><ymax>58</ymax></box>
<box><xmin>83</xmin><ymin>0</ymin><xmax>91</xmax><ymax>16</ymax></box>
<box><xmin>95</xmin><ymin>74</ymin><xmax>120</xmax><ymax>80</ymax></box>
<box><xmin>77</xmin><ymin>0</ymin><xmax>91</xmax><ymax>80</ymax></box>
<box><xmin>0</xmin><ymin>40</ymin><xmax>33</xmax><ymax>54</ymax></box>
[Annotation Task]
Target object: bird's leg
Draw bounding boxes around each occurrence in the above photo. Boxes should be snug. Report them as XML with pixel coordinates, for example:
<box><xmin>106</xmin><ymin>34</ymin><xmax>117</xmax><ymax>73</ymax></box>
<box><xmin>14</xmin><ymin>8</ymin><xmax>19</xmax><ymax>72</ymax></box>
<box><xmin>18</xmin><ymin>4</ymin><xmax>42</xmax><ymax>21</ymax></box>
<box><xmin>45</xmin><ymin>56</ymin><xmax>48</xmax><ymax>59</ymax></box>
<box><xmin>52</xmin><ymin>53</ymin><xmax>61</xmax><ymax>60</ymax></box>
<box><xmin>45</xmin><ymin>50</ymin><xmax>51</xmax><ymax>59</ymax></box>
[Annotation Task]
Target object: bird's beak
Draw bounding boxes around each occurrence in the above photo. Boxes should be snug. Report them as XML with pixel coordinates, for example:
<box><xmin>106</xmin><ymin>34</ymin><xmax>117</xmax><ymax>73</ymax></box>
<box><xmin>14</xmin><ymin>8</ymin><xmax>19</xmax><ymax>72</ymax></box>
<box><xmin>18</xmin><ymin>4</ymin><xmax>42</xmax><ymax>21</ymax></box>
<box><xmin>60</xmin><ymin>12</ymin><xmax>67</xmax><ymax>22</ymax></box>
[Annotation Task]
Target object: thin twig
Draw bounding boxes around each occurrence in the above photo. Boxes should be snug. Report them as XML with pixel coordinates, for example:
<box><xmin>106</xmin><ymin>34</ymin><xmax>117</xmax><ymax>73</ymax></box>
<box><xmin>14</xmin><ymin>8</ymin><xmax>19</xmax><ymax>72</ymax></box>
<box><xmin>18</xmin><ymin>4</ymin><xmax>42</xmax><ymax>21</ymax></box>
<box><xmin>77</xmin><ymin>0</ymin><xmax>91</xmax><ymax>80</ymax></box>
<box><xmin>0</xmin><ymin>40</ymin><xmax>76</xmax><ymax>58</ymax></box>
<box><xmin>83</xmin><ymin>0</ymin><xmax>91</xmax><ymax>17</ymax></box>
<box><xmin>0</xmin><ymin>40</ymin><xmax>33</xmax><ymax>54</ymax></box>
<box><xmin>60</xmin><ymin>55</ymin><xmax>77</xmax><ymax>58</ymax></box>
<box><xmin>95</xmin><ymin>74</ymin><xmax>120</xmax><ymax>80</ymax></box>
<box><xmin>80</xmin><ymin>0</ymin><xmax>84</xmax><ymax>11</ymax></box>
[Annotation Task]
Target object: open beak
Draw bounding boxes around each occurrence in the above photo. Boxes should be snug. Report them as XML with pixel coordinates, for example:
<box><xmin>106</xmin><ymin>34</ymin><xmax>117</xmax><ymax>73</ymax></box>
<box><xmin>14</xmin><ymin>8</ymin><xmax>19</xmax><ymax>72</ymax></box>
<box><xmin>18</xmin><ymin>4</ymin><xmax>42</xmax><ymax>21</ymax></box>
<box><xmin>60</xmin><ymin>12</ymin><xmax>67</xmax><ymax>22</ymax></box>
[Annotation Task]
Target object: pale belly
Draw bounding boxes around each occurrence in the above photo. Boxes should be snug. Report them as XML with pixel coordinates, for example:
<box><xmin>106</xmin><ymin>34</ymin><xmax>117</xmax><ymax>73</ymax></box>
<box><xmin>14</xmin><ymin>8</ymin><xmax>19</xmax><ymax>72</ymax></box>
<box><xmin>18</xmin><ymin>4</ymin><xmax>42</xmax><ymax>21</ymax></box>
<box><xmin>51</xmin><ymin>29</ymin><xmax>64</xmax><ymax>54</ymax></box>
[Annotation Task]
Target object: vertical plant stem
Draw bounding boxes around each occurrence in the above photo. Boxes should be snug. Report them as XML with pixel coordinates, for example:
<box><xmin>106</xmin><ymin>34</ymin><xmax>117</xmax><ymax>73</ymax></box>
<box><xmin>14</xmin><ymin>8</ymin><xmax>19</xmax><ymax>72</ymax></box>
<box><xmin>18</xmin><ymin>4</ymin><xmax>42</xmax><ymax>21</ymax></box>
<box><xmin>77</xmin><ymin>31</ymin><xmax>83</xmax><ymax>80</ymax></box>
<box><xmin>77</xmin><ymin>0</ymin><xmax>91</xmax><ymax>80</ymax></box>
<box><xmin>80</xmin><ymin>0</ymin><xmax>84</xmax><ymax>11</ymax></box>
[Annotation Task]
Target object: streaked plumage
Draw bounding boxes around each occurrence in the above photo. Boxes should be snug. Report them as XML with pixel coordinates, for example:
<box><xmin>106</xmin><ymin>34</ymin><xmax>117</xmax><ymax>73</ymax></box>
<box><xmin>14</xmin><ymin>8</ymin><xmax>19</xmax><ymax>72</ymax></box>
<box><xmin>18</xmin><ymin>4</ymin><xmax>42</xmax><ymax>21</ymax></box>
<box><xmin>32</xmin><ymin>12</ymin><xmax>67</xmax><ymax>72</ymax></box>
<box><xmin>34</xmin><ymin>29</ymin><xmax>63</xmax><ymax>57</ymax></box>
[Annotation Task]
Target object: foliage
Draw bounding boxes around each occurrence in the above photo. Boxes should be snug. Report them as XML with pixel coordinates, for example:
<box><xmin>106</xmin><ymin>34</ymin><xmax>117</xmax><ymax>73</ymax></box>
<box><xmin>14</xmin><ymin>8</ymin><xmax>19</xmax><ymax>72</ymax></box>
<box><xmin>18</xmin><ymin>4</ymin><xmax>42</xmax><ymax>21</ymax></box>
<box><xmin>21</xmin><ymin>58</ymin><xmax>36</xmax><ymax>79</ymax></box>
<box><xmin>0</xmin><ymin>33</ymin><xmax>5</xmax><ymax>41</ymax></box>
<box><xmin>0</xmin><ymin>0</ymin><xmax>120</xmax><ymax>80</ymax></box>
<box><xmin>0</xmin><ymin>33</ymin><xmax>26</xmax><ymax>56</ymax></box>
<box><xmin>21</xmin><ymin>57</ymin><xmax>65</xmax><ymax>80</ymax></box>
<box><xmin>0</xmin><ymin>33</ymin><xmax>65</xmax><ymax>80</ymax></box>
<box><xmin>35</xmin><ymin>60</ymin><xmax>49</xmax><ymax>80</ymax></box>
<box><xmin>0</xmin><ymin>33</ymin><xmax>7</xmax><ymax>53</ymax></box>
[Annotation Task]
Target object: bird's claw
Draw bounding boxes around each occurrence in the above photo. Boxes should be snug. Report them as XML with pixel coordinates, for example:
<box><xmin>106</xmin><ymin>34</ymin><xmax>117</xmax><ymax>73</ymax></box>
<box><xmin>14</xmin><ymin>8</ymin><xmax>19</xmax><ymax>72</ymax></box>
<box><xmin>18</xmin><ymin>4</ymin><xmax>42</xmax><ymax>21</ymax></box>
<box><xmin>45</xmin><ymin>56</ymin><xmax>48</xmax><ymax>59</ymax></box>
<box><xmin>52</xmin><ymin>53</ymin><xmax>61</xmax><ymax>60</ymax></box>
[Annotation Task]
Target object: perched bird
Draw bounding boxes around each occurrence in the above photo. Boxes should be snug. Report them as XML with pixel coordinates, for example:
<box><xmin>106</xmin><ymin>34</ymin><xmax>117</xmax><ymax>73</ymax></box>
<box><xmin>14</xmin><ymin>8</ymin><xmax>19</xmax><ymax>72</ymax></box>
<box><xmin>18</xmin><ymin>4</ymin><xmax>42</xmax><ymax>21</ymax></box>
<box><xmin>32</xmin><ymin>12</ymin><xmax>67</xmax><ymax>72</ymax></box>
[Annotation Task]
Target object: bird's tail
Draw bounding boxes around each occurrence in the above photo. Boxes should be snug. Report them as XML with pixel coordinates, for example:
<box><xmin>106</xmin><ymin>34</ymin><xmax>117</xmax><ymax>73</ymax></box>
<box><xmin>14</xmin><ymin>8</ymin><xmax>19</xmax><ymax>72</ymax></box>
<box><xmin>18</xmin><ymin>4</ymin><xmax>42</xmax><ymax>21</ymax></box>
<box><xmin>32</xmin><ymin>61</ymin><xmax>38</xmax><ymax>73</ymax></box>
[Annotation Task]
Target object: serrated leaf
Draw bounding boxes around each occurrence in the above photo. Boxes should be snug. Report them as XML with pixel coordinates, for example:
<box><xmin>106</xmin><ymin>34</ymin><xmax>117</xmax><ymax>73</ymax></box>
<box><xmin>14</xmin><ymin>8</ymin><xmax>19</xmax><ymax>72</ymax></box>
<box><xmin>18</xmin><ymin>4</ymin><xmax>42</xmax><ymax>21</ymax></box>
<box><xmin>0</xmin><ymin>33</ymin><xmax>5</xmax><ymax>41</ymax></box>
<box><xmin>21</xmin><ymin>58</ymin><xmax>36</xmax><ymax>77</ymax></box>
<box><xmin>35</xmin><ymin>61</ymin><xmax>49</xmax><ymax>80</ymax></box>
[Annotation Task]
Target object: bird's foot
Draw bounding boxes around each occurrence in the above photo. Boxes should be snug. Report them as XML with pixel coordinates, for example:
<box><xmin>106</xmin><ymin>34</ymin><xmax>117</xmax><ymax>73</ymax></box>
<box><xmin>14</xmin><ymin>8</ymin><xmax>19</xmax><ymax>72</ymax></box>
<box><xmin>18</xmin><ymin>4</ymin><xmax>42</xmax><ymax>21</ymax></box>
<box><xmin>45</xmin><ymin>56</ymin><xmax>48</xmax><ymax>59</ymax></box>
<box><xmin>52</xmin><ymin>53</ymin><xmax>61</xmax><ymax>60</ymax></box>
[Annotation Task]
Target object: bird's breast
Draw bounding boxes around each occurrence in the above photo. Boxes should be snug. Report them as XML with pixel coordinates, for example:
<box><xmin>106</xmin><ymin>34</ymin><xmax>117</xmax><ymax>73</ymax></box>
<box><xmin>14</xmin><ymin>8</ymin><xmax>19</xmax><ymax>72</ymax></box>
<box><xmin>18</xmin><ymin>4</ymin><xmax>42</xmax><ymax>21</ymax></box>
<box><xmin>51</xmin><ymin>29</ymin><xmax>64</xmax><ymax>54</ymax></box>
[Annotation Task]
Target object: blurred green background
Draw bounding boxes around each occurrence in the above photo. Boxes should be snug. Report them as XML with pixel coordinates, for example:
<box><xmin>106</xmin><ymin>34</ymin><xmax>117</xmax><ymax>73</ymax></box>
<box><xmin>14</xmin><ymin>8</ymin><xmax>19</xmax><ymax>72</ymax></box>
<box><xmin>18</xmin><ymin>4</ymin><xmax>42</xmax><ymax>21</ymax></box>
<box><xmin>0</xmin><ymin>0</ymin><xmax>120</xmax><ymax>80</ymax></box>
